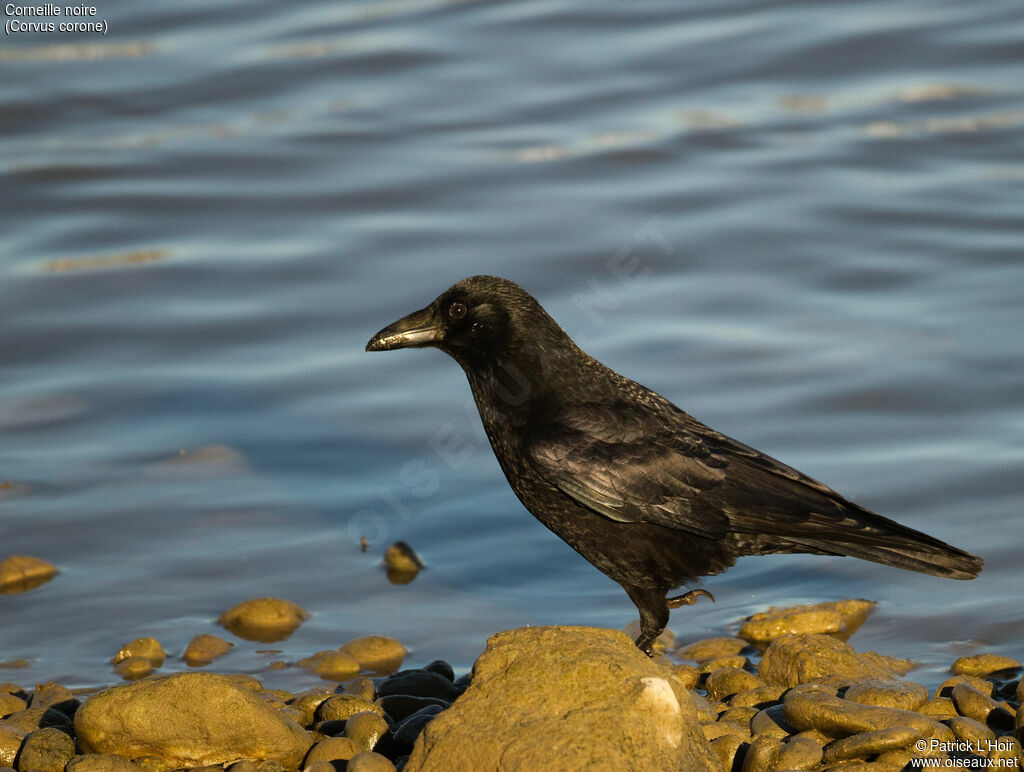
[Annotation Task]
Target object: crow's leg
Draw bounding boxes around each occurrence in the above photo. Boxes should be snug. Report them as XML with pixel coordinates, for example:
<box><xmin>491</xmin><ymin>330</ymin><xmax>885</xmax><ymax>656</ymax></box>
<box><xmin>623</xmin><ymin>585</ymin><xmax>670</xmax><ymax>656</ymax></box>
<box><xmin>667</xmin><ymin>588</ymin><xmax>715</xmax><ymax>608</ymax></box>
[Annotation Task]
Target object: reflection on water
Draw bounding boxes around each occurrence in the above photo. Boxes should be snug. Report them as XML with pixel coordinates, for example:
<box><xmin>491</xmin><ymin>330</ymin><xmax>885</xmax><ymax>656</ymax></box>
<box><xmin>1</xmin><ymin>0</ymin><xmax>1022</xmax><ymax>688</ymax></box>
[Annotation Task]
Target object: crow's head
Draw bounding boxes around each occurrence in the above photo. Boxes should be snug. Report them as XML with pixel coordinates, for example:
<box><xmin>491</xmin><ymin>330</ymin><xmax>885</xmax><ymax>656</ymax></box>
<box><xmin>366</xmin><ymin>275</ymin><xmax>558</xmax><ymax>370</ymax></box>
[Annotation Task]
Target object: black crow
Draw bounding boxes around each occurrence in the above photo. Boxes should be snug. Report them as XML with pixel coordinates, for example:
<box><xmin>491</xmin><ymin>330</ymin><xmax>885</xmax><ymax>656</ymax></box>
<box><xmin>366</xmin><ymin>276</ymin><xmax>982</xmax><ymax>654</ymax></box>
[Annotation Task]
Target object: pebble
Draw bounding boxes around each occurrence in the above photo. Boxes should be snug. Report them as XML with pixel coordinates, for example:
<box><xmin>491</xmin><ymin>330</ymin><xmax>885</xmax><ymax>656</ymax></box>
<box><xmin>0</xmin><ymin>694</ymin><xmax>27</xmax><ymax>715</ymax></box>
<box><xmin>783</xmin><ymin>690</ymin><xmax>952</xmax><ymax>742</ymax></box>
<box><xmin>844</xmin><ymin>679</ymin><xmax>929</xmax><ymax>711</ymax></box>
<box><xmin>383</xmin><ymin>542</ymin><xmax>423</xmax><ymax>584</ymax></box>
<box><xmin>936</xmin><ymin>674</ymin><xmax>993</xmax><ymax>697</ymax></box>
<box><xmin>751</xmin><ymin>704</ymin><xmax>795</xmax><ymax>740</ymax></box>
<box><xmin>298</xmin><ymin>650</ymin><xmax>361</xmax><ymax>681</ymax></box>
<box><xmin>951</xmin><ymin>653</ymin><xmax>1022</xmax><ymax>677</ymax></box>
<box><xmin>345</xmin><ymin>711</ymin><xmax>390</xmax><ymax>751</ymax></box>
<box><xmin>390</xmin><ymin>704</ymin><xmax>443</xmax><ymax>755</ymax></box>
<box><xmin>759</xmin><ymin>633</ymin><xmax>912</xmax><ymax>688</ymax></box>
<box><xmin>821</xmin><ymin>725</ymin><xmax>922</xmax><ymax>763</ymax></box>
<box><xmin>729</xmin><ymin>684</ymin><xmax>786</xmax><ymax>709</ymax></box>
<box><xmin>112</xmin><ymin>638</ymin><xmax>167</xmax><ymax>667</ymax></box>
<box><xmin>701</xmin><ymin>720</ymin><xmax>750</xmax><ymax>743</ymax></box>
<box><xmin>303</xmin><ymin>737</ymin><xmax>361</xmax><ymax>766</ymax></box>
<box><xmin>946</xmin><ymin>715</ymin><xmax>995</xmax><ymax>749</ymax></box>
<box><xmin>705</xmin><ymin>666</ymin><xmax>764</xmax><ymax>701</ymax></box>
<box><xmin>376</xmin><ymin>695</ymin><xmax>449</xmax><ymax>723</ymax></box>
<box><xmin>0</xmin><ymin>724</ymin><xmax>25</xmax><ymax>767</ymax></box>
<box><xmin>672</xmin><ymin>664</ymin><xmax>699</xmax><ymax>689</ymax></box>
<box><xmin>344</xmin><ymin>677</ymin><xmax>378</xmax><ymax>702</ymax></box>
<box><xmin>775</xmin><ymin>736</ymin><xmax>823</xmax><ymax>770</ymax></box>
<box><xmin>950</xmin><ymin>682</ymin><xmax>1015</xmax><ymax>730</ymax></box>
<box><xmin>740</xmin><ymin>608</ymin><xmax>843</xmax><ymax>642</ymax></box>
<box><xmin>918</xmin><ymin>696</ymin><xmax>958</xmax><ymax>720</ymax></box>
<box><xmin>218</xmin><ymin>598</ymin><xmax>308</xmax><ymax>642</ymax></box>
<box><xmin>741</xmin><ymin>735</ymin><xmax>782</xmax><ymax>772</ymax></box>
<box><xmin>697</xmin><ymin>655</ymin><xmax>747</xmax><ymax>675</ymax></box>
<box><xmin>708</xmin><ymin>734</ymin><xmax>744</xmax><ymax>771</ymax></box>
<box><xmin>340</xmin><ymin>636</ymin><xmax>408</xmax><ymax>675</ymax></box>
<box><xmin>717</xmin><ymin>706</ymin><xmax>758</xmax><ymax>726</ymax></box>
<box><xmin>15</xmin><ymin>727</ymin><xmax>76</xmax><ymax>772</ymax></box>
<box><xmin>676</xmin><ymin>636</ymin><xmax>749</xmax><ymax>662</ymax></box>
<box><xmin>65</xmin><ymin>754</ymin><xmax>140</xmax><ymax>772</ymax></box>
<box><xmin>0</xmin><ymin>555</ymin><xmax>58</xmax><ymax>594</ymax></box>
<box><xmin>346</xmin><ymin>751</ymin><xmax>397</xmax><ymax>772</ymax></box>
<box><xmin>288</xmin><ymin>690</ymin><xmax>334</xmax><ymax>727</ymax></box>
<box><xmin>316</xmin><ymin>695</ymin><xmax>387</xmax><ymax>723</ymax></box>
<box><xmin>422</xmin><ymin>660</ymin><xmax>455</xmax><ymax>682</ymax></box>
<box><xmin>376</xmin><ymin>670</ymin><xmax>461</xmax><ymax>703</ymax></box>
<box><xmin>114</xmin><ymin>656</ymin><xmax>154</xmax><ymax>680</ymax></box>
<box><xmin>182</xmin><ymin>634</ymin><xmax>234</xmax><ymax>666</ymax></box>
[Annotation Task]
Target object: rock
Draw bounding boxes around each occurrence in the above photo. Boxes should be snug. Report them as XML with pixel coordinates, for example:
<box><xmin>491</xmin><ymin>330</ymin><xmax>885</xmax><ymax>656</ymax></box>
<box><xmin>672</xmin><ymin>664</ymin><xmax>699</xmax><ymax>689</ymax></box>
<box><xmin>820</xmin><ymin>725</ymin><xmax>922</xmax><ymax>763</ymax></box>
<box><xmin>951</xmin><ymin>653</ymin><xmax>1021</xmax><ymax>677</ymax></box>
<box><xmin>74</xmin><ymin>672</ymin><xmax>312</xmax><ymax>768</ymax></box>
<box><xmin>391</xmin><ymin>706</ymin><xmax>444</xmax><ymax>755</ymax></box>
<box><xmin>298</xmin><ymin>650</ymin><xmax>361</xmax><ymax>681</ymax></box>
<box><xmin>14</xmin><ymin>727</ymin><xmax>75</xmax><ymax>772</ymax></box>
<box><xmin>0</xmin><ymin>695</ymin><xmax>26</xmax><ymax>716</ymax></box>
<box><xmin>0</xmin><ymin>556</ymin><xmax>58</xmax><ymax>594</ymax></box>
<box><xmin>3</xmin><ymin>707</ymin><xmax>71</xmax><ymax>733</ymax></box>
<box><xmin>340</xmin><ymin>637</ymin><xmax>407</xmax><ymax>675</ymax></box>
<box><xmin>705</xmin><ymin>666</ymin><xmax>765</xmax><ymax>701</ymax></box>
<box><xmin>112</xmin><ymin>638</ymin><xmax>166</xmax><ymax>667</ymax></box>
<box><xmin>422</xmin><ymin>661</ymin><xmax>454</xmax><ymax>682</ymax></box>
<box><xmin>950</xmin><ymin>682</ymin><xmax>1015</xmax><ymax>730</ymax></box>
<box><xmin>919</xmin><ymin>696</ymin><xmax>958</xmax><ymax>719</ymax></box>
<box><xmin>383</xmin><ymin>542</ymin><xmax>423</xmax><ymax>584</ymax></box>
<box><xmin>729</xmin><ymin>685</ymin><xmax>786</xmax><ymax>709</ymax></box>
<box><xmin>376</xmin><ymin>695</ymin><xmax>449</xmax><ymax>722</ymax></box>
<box><xmin>403</xmin><ymin>626</ymin><xmax>720</xmax><ymax>772</ymax></box>
<box><xmin>376</xmin><ymin>671</ymin><xmax>461</xmax><ymax>703</ymax></box>
<box><xmin>218</xmin><ymin>598</ymin><xmax>308</xmax><ymax>642</ymax></box>
<box><xmin>708</xmin><ymin>734</ymin><xmax>744</xmax><ymax>771</ymax></box>
<box><xmin>697</xmin><ymin>655</ymin><xmax>748</xmax><ymax>675</ymax></box>
<box><xmin>0</xmin><ymin>723</ymin><xmax>26</xmax><ymax>766</ymax></box>
<box><xmin>936</xmin><ymin>674</ymin><xmax>993</xmax><ymax>697</ymax></box>
<box><xmin>303</xmin><ymin>737</ymin><xmax>360</xmax><ymax>766</ymax></box>
<box><xmin>182</xmin><ymin>634</ymin><xmax>234</xmax><ymax>666</ymax></box>
<box><xmin>344</xmin><ymin>677</ymin><xmax>377</xmax><ymax>702</ymax></box>
<box><xmin>759</xmin><ymin>633</ymin><xmax>913</xmax><ymax>688</ymax></box>
<box><xmin>344</xmin><ymin>711</ymin><xmax>389</xmax><ymax>751</ymax></box>
<box><xmin>844</xmin><ymin>679</ymin><xmax>929</xmax><ymax>711</ymax></box>
<box><xmin>701</xmin><ymin>720</ymin><xmax>750</xmax><ymax>742</ymax></box>
<box><xmin>738</xmin><ymin>599</ymin><xmax>874</xmax><ymax>643</ymax></box>
<box><xmin>750</xmin><ymin>704</ymin><xmax>794</xmax><ymax>740</ymax></box>
<box><xmin>743</xmin><ymin>735</ymin><xmax>783</xmax><ymax>771</ymax></box>
<box><xmin>346</xmin><ymin>751</ymin><xmax>397</xmax><ymax>772</ymax></box>
<box><xmin>775</xmin><ymin>736</ymin><xmax>823</xmax><ymax>770</ymax></box>
<box><xmin>783</xmin><ymin>690</ymin><xmax>951</xmax><ymax>742</ymax></box>
<box><xmin>65</xmin><ymin>754</ymin><xmax>141</xmax><ymax>772</ymax></box>
<box><xmin>114</xmin><ymin>657</ymin><xmax>154</xmax><ymax>680</ymax></box>
<box><xmin>288</xmin><ymin>690</ymin><xmax>334</xmax><ymax>727</ymax></box>
<box><xmin>676</xmin><ymin>636</ymin><xmax>749</xmax><ymax>662</ymax></box>
<box><xmin>315</xmin><ymin>695</ymin><xmax>386</xmax><ymax>723</ymax></box>
<box><xmin>947</xmin><ymin>715</ymin><xmax>995</xmax><ymax>749</ymax></box>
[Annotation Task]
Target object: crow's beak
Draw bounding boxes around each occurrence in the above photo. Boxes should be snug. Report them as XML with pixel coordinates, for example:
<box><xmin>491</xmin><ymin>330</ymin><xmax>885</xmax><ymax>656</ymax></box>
<box><xmin>366</xmin><ymin>306</ymin><xmax>442</xmax><ymax>352</ymax></box>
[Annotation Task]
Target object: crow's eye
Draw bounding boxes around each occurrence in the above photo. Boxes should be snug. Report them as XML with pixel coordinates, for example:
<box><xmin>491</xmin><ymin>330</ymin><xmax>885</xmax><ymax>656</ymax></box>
<box><xmin>448</xmin><ymin>302</ymin><xmax>467</xmax><ymax>320</ymax></box>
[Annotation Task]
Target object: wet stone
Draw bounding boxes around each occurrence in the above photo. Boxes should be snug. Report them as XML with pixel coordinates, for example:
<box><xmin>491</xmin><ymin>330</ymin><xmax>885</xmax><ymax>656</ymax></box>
<box><xmin>376</xmin><ymin>670</ymin><xmax>461</xmax><ymax>703</ymax></box>
<box><xmin>951</xmin><ymin>682</ymin><xmax>1015</xmax><ymax>730</ymax></box>
<box><xmin>718</xmin><ymin>706</ymin><xmax>758</xmax><ymax>726</ymax></box>
<box><xmin>947</xmin><ymin>715</ymin><xmax>995</xmax><ymax>750</ymax></box>
<box><xmin>289</xmin><ymin>690</ymin><xmax>334</xmax><ymax>727</ymax></box>
<box><xmin>0</xmin><ymin>723</ymin><xmax>26</xmax><ymax>767</ymax></box>
<box><xmin>783</xmin><ymin>690</ymin><xmax>952</xmax><ymax>742</ymax></box>
<box><xmin>298</xmin><ymin>650</ymin><xmax>360</xmax><ymax>681</ymax></box>
<box><xmin>672</xmin><ymin>664</ymin><xmax>699</xmax><ymax>689</ymax></box>
<box><xmin>112</xmin><ymin>638</ymin><xmax>166</xmax><ymax>667</ymax></box>
<box><xmin>3</xmin><ymin>707</ymin><xmax>71</xmax><ymax>733</ymax></box>
<box><xmin>705</xmin><ymin>666</ymin><xmax>764</xmax><ymax>702</ymax></box>
<box><xmin>775</xmin><ymin>736</ymin><xmax>823</xmax><ymax>770</ymax></box>
<box><xmin>821</xmin><ymin>725</ymin><xmax>923</xmax><ymax>763</ymax></box>
<box><xmin>0</xmin><ymin>555</ymin><xmax>58</xmax><ymax>594</ymax></box>
<box><xmin>951</xmin><ymin>653</ymin><xmax>1022</xmax><ymax>678</ymax></box>
<box><xmin>346</xmin><ymin>751</ymin><xmax>397</xmax><ymax>772</ymax></box>
<box><xmin>391</xmin><ymin>705</ymin><xmax>443</xmax><ymax>755</ymax></box>
<box><xmin>422</xmin><ymin>660</ymin><xmax>454</xmax><ymax>682</ymax></box>
<box><xmin>28</xmin><ymin>684</ymin><xmax>73</xmax><ymax>711</ymax></box>
<box><xmin>708</xmin><ymin>734</ymin><xmax>744</xmax><ymax>772</ymax></box>
<box><xmin>751</xmin><ymin>703</ymin><xmax>794</xmax><ymax>740</ymax></box>
<box><xmin>383</xmin><ymin>542</ymin><xmax>423</xmax><ymax>585</ymax></box>
<box><xmin>697</xmin><ymin>655</ymin><xmax>747</xmax><ymax>675</ymax></box>
<box><xmin>345</xmin><ymin>711</ymin><xmax>389</xmax><ymax>751</ymax></box>
<box><xmin>303</xmin><ymin>737</ymin><xmax>361</xmax><ymax>766</ymax></box>
<box><xmin>688</xmin><ymin>691</ymin><xmax>718</xmax><ymax>723</ymax></box>
<box><xmin>65</xmin><ymin>754</ymin><xmax>140</xmax><ymax>772</ymax></box>
<box><xmin>316</xmin><ymin>695</ymin><xmax>386</xmax><ymax>723</ymax></box>
<box><xmin>343</xmin><ymin>677</ymin><xmax>377</xmax><ymax>702</ymax></box>
<box><xmin>376</xmin><ymin>695</ymin><xmax>448</xmax><ymax>723</ymax></box>
<box><xmin>15</xmin><ymin>726</ymin><xmax>75</xmax><ymax>772</ymax></box>
<box><xmin>0</xmin><ymin>694</ymin><xmax>26</xmax><ymax>716</ymax></box>
<box><xmin>676</xmin><ymin>636</ymin><xmax>749</xmax><ymax>662</ymax></box>
<box><xmin>937</xmin><ymin>674</ymin><xmax>993</xmax><ymax>698</ymax></box>
<box><xmin>114</xmin><ymin>656</ymin><xmax>154</xmax><ymax>680</ymax></box>
<box><xmin>729</xmin><ymin>684</ymin><xmax>786</xmax><ymax>710</ymax></box>
<box><xmin>742</xmin><ymin>735</ymin><xmax>782</xmax><ymax>772</ymax></box>
<box><xmin>701</xmin><ymin>720</ymin><xmax>750</xmax><ymax>742</ymax></box>
<box><xmin>218</xmin><ymin>598</ymin><xmax>308</xmax><ymax>642</ymax></box>
<box><xmin>740</xmin><ymin>608</ymin><xmax>843</xmax><ymax>643</ymax></box>
<box><xmin>759</xmin><ymin>633</ymin><xmax>912</xmax><ymax>688</ymax></box>
<box><xmin>844</xmin><ymin>679</ymin><xmax>929</xmax><ymax>711</ymax></box>
<box><xmin>340</xmin><ymin>637</ymin><xmax>407</xmax><ymax>675</ymax></box>
<box><xmin>919</xmin><ymin>697</ymin><xmax>958</xmax><ymax>720</ymax></box>
<box><xmin>182</xmin><ymin>634</ymin><xmax>233</xmax><ymax>666</ymax></box>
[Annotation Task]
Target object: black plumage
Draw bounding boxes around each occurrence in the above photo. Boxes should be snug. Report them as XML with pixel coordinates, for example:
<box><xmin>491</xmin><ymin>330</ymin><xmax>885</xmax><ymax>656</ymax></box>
<box><xmin>366</xmin><ymin>275</ymin><xmax>982</xmax><ymax>653</ymax></box>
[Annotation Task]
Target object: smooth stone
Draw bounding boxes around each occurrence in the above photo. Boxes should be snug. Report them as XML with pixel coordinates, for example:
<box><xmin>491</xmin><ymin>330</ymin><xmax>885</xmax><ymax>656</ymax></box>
<box><xmin>759</xmin><ymin>633</ymin><xmax>912</xmax><ymax>688</ymax></box>
<box><xmin>729</xmin><ymin>685</ymin><xmax>786</xmax><ymax>709</ymax></box>
<box><xmin>947</xmin><ymin>715</ymin><xmax>995</xmax><ymax>750</ymax></box>
<box><xmin>300</xmin><ymin>650</ymin><xmax>360</xmax><ymax>681</ymax></box>
<box><xmin>2</xmin><ymin>707</ymin><xmax>71</xmax><ymax>733</ymax></box>
<box><xmin>346</xmin><ymin>751</ymin><xmax>397</xmax><ymax>772</ymax></box>
<box><xmin>672</xmin><ymin>664</ymin><xmax>699</xmax><ymax>689</ymax></box>
<box><xmin>114</xmin><ymin>656</ymin><xmax>154</xmax><ymax>680</ymax></box>
<box><xmin>919</xmin><ymin>696</ymin><xmax>958</xmax><ymax>719</ymax></box>
<box><xmin>27</xmin><ymin>684</ymin><xmax>73</xmax><ymax>711</ymax></box>
<box><xmin>112</xmin><ymin>638</ymin><xmax>166</xmax><ymax>667</ymax></box>
<box><xmin>403</xmin><ymin>626</ymin><xmax>720</xmax><ymax>771</ymax></box>
<box><xmin>775</xmin><ymin>736</ymin><xmax>823</xmax><ymax>770</ymax></box>
<box><xmin>218</xmin><ymin>598</ymin><xmax>308</xmax><ymax>642</ymax></box>
<box><xmin>990</xmin><ymin>736</ymin><xmax>1022</xmax><ymax>766</ymax></box>
<box><xmin>0</xmin><ymin>555</ymin><xmax>58</xmax><ymax>594</ymax></box>
<box><xmin>391</xmin><ymin>706</ymin><xmax>443</xmax><ymax>756</ymax></box>
<box><xmin>951</xmin><ymin>653</ymin><xmax>1022</xmax><ymax>677</ymax></box>
<box><xmin>340</xmin><ymin>637</ymin><xmax>407</xmax><ymax>675</ymax></box>
<box><xmin>0</xmin><ymin>724</ymin><xmax>26</xmax><ymax>767</ymax></box>
<box><xmin>343</xmin><ymin>677</ymin><xmax>377</xmax><ymax>702</ymax></box>
<box><xmin>705</xmin><ymin>666</ymin><xmax>765</xmax><ymax>701</ymax></box>
<box><xmin>288</xmin><ymin>690</ymin><xmax>334</xmax><ymax>727</ymax></box>
<box><xmin>750</xmin><ymin>704</ymin><xmax>794</xmax><ymax>740</ymax></box>
<box><xmin>74</xmin><ymin>672</ymin><xmax>312</xmax><ymax>768</ymax></box>
<box><xmin>844</xmin><ymin>679</ymin><xmax>929</xmax><ymax>711</ymax></box>
<box><xmin>718</xmin><ymin>706</ymin><xmax>758</xmax><ymax>726</ymax></box>
<box><xmin>687</xmin><ymin>691</ymin><xmax>718</xmax><ymax>723</ymax></box>
<box><xmin>936</xmin><ymin>674</ymin><xmax>993</xmax><ymax>698</ymax></box>
<box><xmin>316</xmin><ymin>695</ymin><xmax>386</xmax><ymax>723</ymax></box>
<box><xmin>303</xmin><ymin>737</ymin><xmax>360</xmax><ymax>765</ymax></box>
<box><xmin>374</xmin><ymin>692</ymin><xmax>446</xmax><ymax>720</ymax></box>
<box><xmin>701</xmin><ymin>720</ymin><xmax>750</xmax><ymax>742</ymax></box>
<box><xmin>741</xmin><ymin>735</ymin><xmax>782</xmax><ymax>772</ymax></box>
<box><xmin>951</xmin><ymin>682</ymin><xmax>1015</xmax><ymax>730</ymax></box>
<box><xmin>65</xmin><ymin>754</ymin><xmax>141</xmax><ymax>772</ymax></box>
<box><xmin>422</xmin><ymin>661</ymin><xmax>454</xmax><ymax>682</ymax></box>
<box><xmin>344</xmin><ymin>711</ymin><xmax>389</xmax><ymax>751</ymax></box>
<box><xmin>821</xmin><ymin>725</ymin><xmax>922</xmax><ymax>763</ymax></box>
<box><xmin>708</xmin><ymin>734</ymin><xmax>744</xmax><ymax>771</ymax></box>
<box><xmin>783</xmin><ymin>690</ymin><xmax>952</xmax><ymax>742</ymax></box>
<box><xmin>376</xmin><ymin>671</ymin><xmax>461</xmax><ymax>703</ymax></box>
<box><xmin>740</xmin><ymin>609</ymin><xmax>842</xmax><ymax>642</ymax></box>
<box><xmin>0</xmin><ymin>695</ymin><xmax>26</xmax><ymax>716</ymax></box>
<box><xmin>182</xmin><ymin>634</ymin><xmax>233</xmax><ymax>666</ymax></box>
<box><xmin>302</xmin><ymin>762</ymin><xmax>334</xmax><ymax>772</ymax></box>
<box><xmin>697</xmin><ymin>655</ymin><xmax>747</xmax><ymax>675</ymax></box>
<box><xmin>383</xmin><ymin>542</ymin><xmax>423</xmax><ymax>573</ymax></box>
<box><xmin>676</xmin><ymin>637</ymin><xmax>749</xmax><ymax>662</ymax></box>
<box><xmin>14</xmin><ymin>727</ymin><xmax>75</xmax><ymax>772</ymax></box>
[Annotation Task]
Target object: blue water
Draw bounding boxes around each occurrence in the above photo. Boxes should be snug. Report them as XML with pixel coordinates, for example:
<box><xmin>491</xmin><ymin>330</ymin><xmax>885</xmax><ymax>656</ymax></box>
<box><xmin>2</xmin><ymin>0</ymin><xmax>1022</xmax><ymax>690</ymax></box>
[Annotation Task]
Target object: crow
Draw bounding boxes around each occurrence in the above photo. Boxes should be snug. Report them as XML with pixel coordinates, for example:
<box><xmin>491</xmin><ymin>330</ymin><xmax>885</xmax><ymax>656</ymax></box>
<box><xmin>366</xmin><ymin>275</ymin><xmax>982</xmax><ymax>654</ymax></box>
